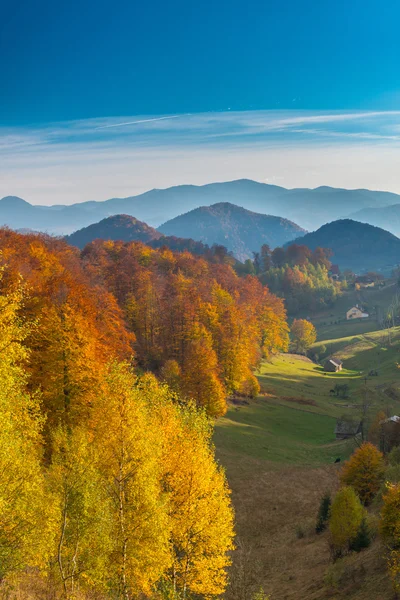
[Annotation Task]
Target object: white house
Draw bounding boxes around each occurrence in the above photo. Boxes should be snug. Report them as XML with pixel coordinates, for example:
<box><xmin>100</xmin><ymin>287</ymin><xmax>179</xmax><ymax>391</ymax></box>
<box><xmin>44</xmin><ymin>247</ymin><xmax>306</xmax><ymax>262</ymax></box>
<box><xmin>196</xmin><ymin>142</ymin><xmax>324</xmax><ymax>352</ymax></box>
<box><xmin>346</xmin><ymin>305</ymin><xmax>369</xmax><ymax>320</ymax></box>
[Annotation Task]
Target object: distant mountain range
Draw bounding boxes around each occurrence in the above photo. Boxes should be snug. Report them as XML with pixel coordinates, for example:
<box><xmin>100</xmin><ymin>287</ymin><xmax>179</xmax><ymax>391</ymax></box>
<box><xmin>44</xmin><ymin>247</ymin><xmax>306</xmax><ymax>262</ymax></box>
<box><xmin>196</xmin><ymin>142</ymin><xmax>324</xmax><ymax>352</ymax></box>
<box><xmin>348</xmin><ymin>204</ymin><xmax>400</xmax><ymax>238</ymax></box>
<box><xmin>66</xmin><ymin>204</ymin><xmax>305</xmax><ymax>261</ymax></box>
<box><xmin>158</xmin><ymin>202</ymin><xmax>306</xmax><ymax>261</ymax></box>
<box><xmin>290</xmin><ymin>219</ymin><xmax>400</xmax><ymax>273</ymax></box>
<box><xmin>2</xmin><ymin>179</ymin><xmax>400</xmax><ymax>234</ymax></box>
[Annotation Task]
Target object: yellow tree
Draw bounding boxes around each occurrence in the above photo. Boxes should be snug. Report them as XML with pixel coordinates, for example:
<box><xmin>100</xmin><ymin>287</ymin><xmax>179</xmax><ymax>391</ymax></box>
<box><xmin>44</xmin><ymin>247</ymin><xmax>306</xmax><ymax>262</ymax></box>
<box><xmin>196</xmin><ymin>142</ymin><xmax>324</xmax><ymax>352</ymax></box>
<box><xmin>329</xmin><ymin>487</ymin><xmax>364</xmax><ymax>558</ymax></box>
<box><xmin>92</xmin><ymin>363</ymin><xmax>170</xmax><ymax>599</ymax></box>
<box><xmin>0</xmin><ymin>276</ymin><xmax>56</xmax><ymax>580</ymax></box>
<box><xmin>290</xmin><ymin>319</ymin><xmax>317</xmax><ymax>354</ymax></box>
<box><xmin>49</xmin><ymin>426</ymin><xmax>113</xmax><ymax>597</ymax></box>
<box><xmin>340</xmin><ymin>442</ymin><xmax>385</xmax><ymax>505</ymax></box>
<box><xmin>141</xmin><ymin>374</ymin><xmax>235</xmax><ymax>598</ymax></box>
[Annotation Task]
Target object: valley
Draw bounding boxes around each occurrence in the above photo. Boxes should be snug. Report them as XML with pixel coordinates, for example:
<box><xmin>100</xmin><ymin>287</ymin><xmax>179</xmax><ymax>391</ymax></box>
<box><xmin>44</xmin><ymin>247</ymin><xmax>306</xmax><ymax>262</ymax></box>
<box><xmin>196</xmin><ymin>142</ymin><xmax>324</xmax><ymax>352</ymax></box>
<box><xmin>215</xmin><ymin>281</ymin><xmax>400</xmax><ymax>599</ymax></box>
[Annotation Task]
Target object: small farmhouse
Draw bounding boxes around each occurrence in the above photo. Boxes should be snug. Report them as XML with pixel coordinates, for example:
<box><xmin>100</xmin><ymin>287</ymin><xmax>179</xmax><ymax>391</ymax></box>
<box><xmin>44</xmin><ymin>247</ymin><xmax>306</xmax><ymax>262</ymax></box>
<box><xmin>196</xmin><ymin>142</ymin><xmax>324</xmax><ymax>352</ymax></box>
<box><xmin>346</xmin><ymin>305</ymin><xmax>369</xmax><ymax>320</ymax></box>
<box><xmin>324</xmin><ymin>358</ymin><xmax>343</xmax><ymax>372</ymax></box>
<box><xmin>335</xmin><ymin>419</ymin><xmax>362</xmax><ymax>440</ymax></box>
<box><xmin>355</xmin><ymin>276</ymin><xmax>376</xmax><ymax>288</ymax></box>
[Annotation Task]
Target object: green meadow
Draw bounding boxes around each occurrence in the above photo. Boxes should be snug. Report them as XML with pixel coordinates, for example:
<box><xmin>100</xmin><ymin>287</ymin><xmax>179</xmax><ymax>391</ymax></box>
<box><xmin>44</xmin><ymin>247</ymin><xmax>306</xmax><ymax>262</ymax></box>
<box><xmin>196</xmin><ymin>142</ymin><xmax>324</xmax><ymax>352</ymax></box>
<box><xmin>215</xmin><ymin>324</ymin><xmax>400</xmax><ymax>466</ymax></box>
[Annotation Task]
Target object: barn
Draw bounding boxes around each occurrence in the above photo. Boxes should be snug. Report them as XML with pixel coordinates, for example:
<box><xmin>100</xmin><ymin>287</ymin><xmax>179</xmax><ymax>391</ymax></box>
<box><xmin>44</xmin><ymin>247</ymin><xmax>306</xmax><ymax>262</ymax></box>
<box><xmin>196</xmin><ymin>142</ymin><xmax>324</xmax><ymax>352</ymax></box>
<box><xmin>334</xmin><ymin>419</ymin><xmax>362</xmax><ymax>440</ymax></box>
<box><xmin>324</xmin><ymin>358</ymin><xmax>343</xmax><ymax>373</ymax></box>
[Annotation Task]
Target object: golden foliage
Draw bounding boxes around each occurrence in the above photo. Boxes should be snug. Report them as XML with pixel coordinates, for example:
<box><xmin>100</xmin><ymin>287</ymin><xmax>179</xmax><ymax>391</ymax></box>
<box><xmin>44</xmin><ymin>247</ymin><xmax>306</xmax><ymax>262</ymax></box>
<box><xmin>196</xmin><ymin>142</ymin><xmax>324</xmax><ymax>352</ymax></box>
<box><xmin>290</xmin><ymin>318</ymin><xmax>317</xmax><ymax>354</ymax></box>
<box><xmin>340</xmin><ymin>442</ymin><xmax>385</xmax><ymax>505</ymax></box>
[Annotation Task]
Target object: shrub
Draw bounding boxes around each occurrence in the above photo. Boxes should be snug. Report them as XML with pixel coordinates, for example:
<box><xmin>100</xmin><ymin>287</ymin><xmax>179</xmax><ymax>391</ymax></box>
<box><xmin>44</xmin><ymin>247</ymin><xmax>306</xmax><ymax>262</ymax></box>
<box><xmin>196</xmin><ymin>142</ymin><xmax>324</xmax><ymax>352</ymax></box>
<box><xmin>295</xmin><ymin>524</ymin><xmax>306</xmax><ymax>539</ymax></box>
<box><xmin>316</xmin><ymin>492</ymin><xmax>331</xmax><ymax>534</ymax></box>
<box><xmin>340</xmin><ymin>442</ymin><xmax>385</xmax><ymax>505</ymax></box>
<box><xmin>295</xmin><ymin>519</ymin><xmax>314</xmax><ymax>539</ymax></box>
<box><xmin>252</xmin><ymin>589</ymin><xmax>271</xmax><ymax>600</ymax></box>
<box><xmin>324</xmin><ymin>555</ymin><xmax>365</xmax><ymax>590</ymax></box>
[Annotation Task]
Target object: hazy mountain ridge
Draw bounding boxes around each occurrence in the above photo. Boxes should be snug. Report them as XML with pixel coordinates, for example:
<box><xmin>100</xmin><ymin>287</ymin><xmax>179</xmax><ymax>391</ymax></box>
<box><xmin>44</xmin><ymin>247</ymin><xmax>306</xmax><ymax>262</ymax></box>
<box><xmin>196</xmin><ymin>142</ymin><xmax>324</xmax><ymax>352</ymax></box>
<box><xmin>348</xmin><ymin>204</ymin><xmax>400</xmax><ymax>237</ymax></box>
<box><xmin>158</xmin><ymin>202</ymin><xmax>306</xmax><ymax>261</ymax></box>
<box><xmin>289</xmin><ymin>219</ymin><xmax>400</xmax><ymax>273</ymax></box>
<box><xmin>2</xmin><ymin>180</ymin><xmax>400</xmax><ymax>234</ymax></box>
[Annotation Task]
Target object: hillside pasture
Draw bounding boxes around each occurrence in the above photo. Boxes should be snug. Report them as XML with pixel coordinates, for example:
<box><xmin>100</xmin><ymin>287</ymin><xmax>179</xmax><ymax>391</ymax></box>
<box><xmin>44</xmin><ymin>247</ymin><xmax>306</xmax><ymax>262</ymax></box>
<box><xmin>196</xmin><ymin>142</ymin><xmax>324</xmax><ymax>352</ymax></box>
<box><xmin>308</xmin><ymin>281</ymin><xmax>399</xmax><ymax>341</ymax></box>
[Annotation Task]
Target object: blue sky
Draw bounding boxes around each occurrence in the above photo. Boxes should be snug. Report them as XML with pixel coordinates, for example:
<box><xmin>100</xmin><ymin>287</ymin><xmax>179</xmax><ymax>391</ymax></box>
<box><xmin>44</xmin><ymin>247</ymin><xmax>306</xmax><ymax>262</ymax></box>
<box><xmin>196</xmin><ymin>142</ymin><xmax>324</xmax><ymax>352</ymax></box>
<box><xmin>1</xmin><ymin>1</ymin><xmax>400</xmax><ymax>202</ymax></box>
<box><xmin>2</xmin><ymin>0</ymin><xmax>400</xmax><ymax>124</ymax></box>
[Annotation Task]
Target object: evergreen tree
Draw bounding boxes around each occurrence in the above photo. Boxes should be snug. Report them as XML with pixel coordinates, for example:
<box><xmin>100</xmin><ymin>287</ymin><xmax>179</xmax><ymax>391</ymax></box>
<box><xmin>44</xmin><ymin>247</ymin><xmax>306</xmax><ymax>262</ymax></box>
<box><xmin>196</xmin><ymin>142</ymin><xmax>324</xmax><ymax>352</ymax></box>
<box><xmin>316</xmin><ymin>492</ymin><xmax>331</xmax><ymax>534</ymax></box>
<box><xmin>349</xmin><ymin>517</ymin><xmax>371</xmax><ymax>552</ymax></box>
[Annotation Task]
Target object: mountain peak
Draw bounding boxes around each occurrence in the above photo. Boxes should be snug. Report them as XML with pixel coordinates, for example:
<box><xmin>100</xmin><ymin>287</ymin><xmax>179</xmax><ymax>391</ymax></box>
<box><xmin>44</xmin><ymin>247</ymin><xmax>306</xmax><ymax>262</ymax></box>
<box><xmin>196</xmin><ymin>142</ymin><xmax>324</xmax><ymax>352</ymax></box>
<box><xmin>290</xmin><ymin>219</ymin><xmax>400</xmax><ymax>273</ymax></box>
<box><xmin>0</xmin><ymin>196</ymin><xmax>32</xmax><ymax>207</ymax></box>
<box><xmin>66</xmin><ymin>214</ymin><xmax>162</xmax><ymax>248</ymax></box>
<box><xmin>159</xmin><ymin>203</ymin><xmax>305</xmax><ymax>261</ymax></box>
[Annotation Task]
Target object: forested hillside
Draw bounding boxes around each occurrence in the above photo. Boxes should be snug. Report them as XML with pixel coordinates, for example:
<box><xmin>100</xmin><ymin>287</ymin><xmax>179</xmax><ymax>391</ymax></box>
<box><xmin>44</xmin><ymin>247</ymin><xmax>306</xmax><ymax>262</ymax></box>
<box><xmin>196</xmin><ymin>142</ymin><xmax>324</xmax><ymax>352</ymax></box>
<box><xmin>254</xmin><ymin>243</ymin><xmax>341</xmax><ymax>314</ymax></box>
<box><xmin>0</xmin><ymin>228</ymin><xmax>290</xmax><ymax>598</ymax></box>
<box><xmin>290</xmin><ymin>219</ymin><xmax>400</xmax><ymax>273</ymax></box>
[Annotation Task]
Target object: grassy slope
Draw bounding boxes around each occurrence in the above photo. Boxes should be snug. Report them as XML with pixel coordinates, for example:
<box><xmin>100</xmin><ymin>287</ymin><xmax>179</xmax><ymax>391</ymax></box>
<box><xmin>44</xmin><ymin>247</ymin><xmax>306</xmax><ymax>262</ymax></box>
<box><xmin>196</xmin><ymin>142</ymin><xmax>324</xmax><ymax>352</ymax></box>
<box><xmin>216</xmin><ymin>323</ymin><xmax>400</xmax><ymax>599</ymax></box>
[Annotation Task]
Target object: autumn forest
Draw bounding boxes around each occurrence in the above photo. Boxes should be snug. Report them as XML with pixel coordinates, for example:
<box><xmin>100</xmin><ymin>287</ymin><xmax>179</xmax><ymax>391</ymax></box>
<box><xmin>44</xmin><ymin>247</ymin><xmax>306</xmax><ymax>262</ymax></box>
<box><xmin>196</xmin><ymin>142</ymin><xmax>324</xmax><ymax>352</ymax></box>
<box><xmin>0</xmin><ymin>228</ymin><xmax>290</xmax><ymax>599</ymax></box>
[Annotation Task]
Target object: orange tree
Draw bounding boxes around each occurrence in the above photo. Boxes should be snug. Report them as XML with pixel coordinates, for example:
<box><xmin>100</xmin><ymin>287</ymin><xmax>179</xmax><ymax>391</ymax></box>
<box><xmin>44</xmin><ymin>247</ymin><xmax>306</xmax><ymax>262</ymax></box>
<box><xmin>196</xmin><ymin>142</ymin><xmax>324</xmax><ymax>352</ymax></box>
<box><xmin>340</xmin><ymin>442</ymin><xmax>385</xmax><ymax>505</ymax></box>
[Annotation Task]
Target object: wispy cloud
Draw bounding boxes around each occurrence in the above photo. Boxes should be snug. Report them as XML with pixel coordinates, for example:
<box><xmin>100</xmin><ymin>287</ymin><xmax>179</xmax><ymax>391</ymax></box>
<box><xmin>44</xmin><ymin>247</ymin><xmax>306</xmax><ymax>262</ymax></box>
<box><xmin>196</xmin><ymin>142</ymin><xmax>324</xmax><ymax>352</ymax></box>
<box><xmin>2</xmin><ymin>109</ymin><xmax>400</xmax><ymax>205</ymax></box>
<box><xmin>94</xmin><ymin>114</ymin><xmax>187</xmax><ymax>130</ymax></box>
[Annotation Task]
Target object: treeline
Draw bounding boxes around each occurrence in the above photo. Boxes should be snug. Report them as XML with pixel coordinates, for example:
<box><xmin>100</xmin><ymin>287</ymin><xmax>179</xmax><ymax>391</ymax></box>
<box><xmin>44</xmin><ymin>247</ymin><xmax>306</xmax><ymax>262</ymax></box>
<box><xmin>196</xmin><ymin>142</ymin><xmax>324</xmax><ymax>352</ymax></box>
<box><xmin>0</xmin><ymin>228</ymin><xmax>290</xmax><ymax>598</ymax></box>
<box><xmin>253</xmin><ymin>243</ymin><xmax>341</xmax><ymax>314</ymax></box>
